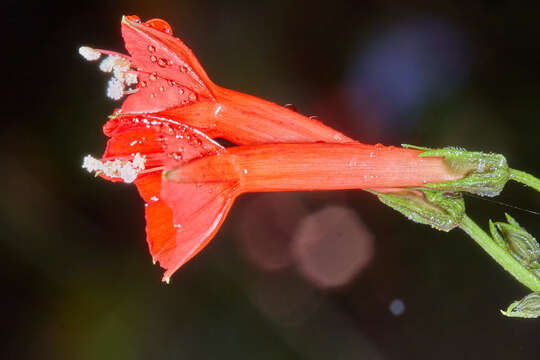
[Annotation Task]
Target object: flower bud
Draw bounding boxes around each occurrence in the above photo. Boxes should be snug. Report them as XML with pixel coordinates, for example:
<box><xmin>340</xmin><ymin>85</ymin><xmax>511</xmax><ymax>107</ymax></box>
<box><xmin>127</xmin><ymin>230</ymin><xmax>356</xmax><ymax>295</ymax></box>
<box><xmin>501</xmin><ymin>292</ymin><xmax>540</xmax><ymax>318</ymax></box>
<box><xmin>375</xmin><ymin>190</ymin><xmax>465</xmax><ymax>232</ymax></box>
<box><xmin>494</xmin><ymin>214</ymin><xmax>540</xmax><ymax>268</ymax></box>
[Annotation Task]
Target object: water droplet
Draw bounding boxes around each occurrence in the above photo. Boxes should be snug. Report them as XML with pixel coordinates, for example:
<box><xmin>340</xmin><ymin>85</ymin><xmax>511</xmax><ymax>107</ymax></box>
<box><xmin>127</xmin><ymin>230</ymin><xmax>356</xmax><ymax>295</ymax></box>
<box><xmin>145</xmin><ymin>18</ymin><xmax>173</xmax><ymax>34</ymax></box>
<box><xmin>127</xmin><ymin>15</ymin><xmax>141</xmax><ymax>23</ymax></box>
<box><xmin>147</xmin><ymin>45</ymin><xmax>156</xmax><ymax>53</ymax></box>
<box><xmin>369</xmin><ymin>152</ymin><xmax>375</xmax><ymax>158</ymax></box>
<box><xmin>140</xmin><ymin>81</ymin><xmax>147</xmax><ymax>88</ymax></box>
<box><xmin>150</xmin><ymin>55</ymin><xmax>157</xmax><ymax>63</ymax></box>
<box><xmin>179</xmin><ymin>65</ymin><xmax>187</xmax><ymax>73</ymax></box>
<box><xmin>159</xmin><ymin>86</ymin><xmax>165</xmax><ymax>92</ymax></box>
<box><xmin>150</xmin><ymin>93</ymin><xmax>156</xmax><ymax>98</ymax></box>
<box><xmin>178</xmin><ymin>88</ymin><xmax>184</xmax><ymax>95</ymax></box>
<box><xmin>188</xmin><ymin>93</ymin><xmax>197</xmax><ymax>101</ymax></box>
<box><xmin>181</xmin><ymin>99</ymin><xmax>189</xmax><ymax>105</ymax></box>
<box><xmin>284</xmin><ymin>104</ymin><xmax>298</xmax><ymax>112</ymax></box>
<box><xmin>168</xmin><ymin>80</ymin><xmax>176</xmax><ymax>86</ymax></box>
<box><xmin>149</xmin><ymin>72</ymin><xmax>158</xmax><ymax>81</ymax></box>
<box><xmin>158</xmin><ymin>58</ymin><xmax>168</xmax><ymax>67</ymax></box>
<box><xmin>172</xmin><ymin>152</ymin><xmax>183</xmax><ymax>160</ymax></box>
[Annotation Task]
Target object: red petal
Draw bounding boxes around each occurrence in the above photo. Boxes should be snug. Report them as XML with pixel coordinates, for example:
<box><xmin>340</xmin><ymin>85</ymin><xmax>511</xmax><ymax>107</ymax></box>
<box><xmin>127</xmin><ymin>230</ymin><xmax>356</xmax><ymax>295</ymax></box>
<box><xmin>158</xmin><ymin>180</ymin><xmax>239</xmax><ymax>282</ymax></box>
<box><xmin>105</xmin><ymin>118</ymin><xmax>235</xmax><ymax>281</ymax></box>
<box><xmin>135</xmin><ymin>174</ymin><xmax>176</xmax><ymax>257</ymax></box>
<box><xmin>135</xmin><ymin>167</ymin><xmax>239</xmax><ymax>282</ymax></box>
<box><xmin>121</xmin><ymin>16</ymin><xmax>214</xmax><ymax>113</ymax></box>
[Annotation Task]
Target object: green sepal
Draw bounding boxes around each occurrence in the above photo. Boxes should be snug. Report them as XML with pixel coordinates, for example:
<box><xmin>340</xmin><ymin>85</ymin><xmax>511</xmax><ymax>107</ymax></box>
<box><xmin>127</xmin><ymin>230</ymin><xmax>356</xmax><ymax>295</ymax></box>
<box><xmin>501</xmin><ymin>293</ymin><xmax>540</xmax><ymax>319</ymax></box>
<box><xmin>489</xmin><ymin>220</ymin><xmax>506</xmax><ymax>248</ymax></box>
<box><xmin>419</xmin><ymin>147</ymin><xmax>509</xmax><ymax>197</ymax></box>
<box><xmin>493</xmin><ymin>214</ymin><xmax>540</xmax><ymax>268</ymax></box>
<box><xmin>374</xmin><ymin>190</ymin><xmax>465</xmax><ymax>232</ymax></box>
<box><xmin>403</xmin><ymin>145</ymin><xmax>510</xmax><ymax>197</ymax></box>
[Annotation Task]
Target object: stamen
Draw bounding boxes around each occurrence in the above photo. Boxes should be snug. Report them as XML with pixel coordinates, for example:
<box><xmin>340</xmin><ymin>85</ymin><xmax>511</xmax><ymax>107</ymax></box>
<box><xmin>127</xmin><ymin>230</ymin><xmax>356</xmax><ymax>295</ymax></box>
<box><xmin>80</xmin><ymin>47</ymin><xmax>139</xmax><ymax>100</ymax></box>
<box><xmin>82</xmin><ymin>153</ymin><xmax>146</xmax><ymax>183</ymax></box>
<box><xmin>99</xmin><ymin>56</ymin><xmax>118</xmax><ymax>72</ymax></box>
<box><xmin>107</xmin><ymin>78</ymin><xmax>125</xmax><ymax>100</ymax></box>
<box><xmin>78</xmin><ymin>46</ymin><xmax>101</xmax><ymax>61</ymax></box>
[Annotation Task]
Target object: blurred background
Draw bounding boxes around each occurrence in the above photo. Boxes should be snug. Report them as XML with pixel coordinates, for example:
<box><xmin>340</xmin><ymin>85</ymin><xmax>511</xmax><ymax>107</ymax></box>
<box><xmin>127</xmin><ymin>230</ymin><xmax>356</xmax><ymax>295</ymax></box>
<box><xmin>2</xmin><ymin>0</ymin><xmax>540</xmax><ymax>359</ymax></box>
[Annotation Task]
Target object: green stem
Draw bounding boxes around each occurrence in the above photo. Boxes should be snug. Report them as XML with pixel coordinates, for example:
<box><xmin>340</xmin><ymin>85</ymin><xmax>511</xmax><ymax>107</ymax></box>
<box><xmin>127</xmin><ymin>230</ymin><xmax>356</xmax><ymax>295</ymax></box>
<box><xmin>459</xmin><ymin>215</ymin><xmax>540</xmax><ymax>293</ymax></box>
<box><xmin>509</xmin><ymin>168</ymin><xmax>540</xmax><ymax>192</ymax></box>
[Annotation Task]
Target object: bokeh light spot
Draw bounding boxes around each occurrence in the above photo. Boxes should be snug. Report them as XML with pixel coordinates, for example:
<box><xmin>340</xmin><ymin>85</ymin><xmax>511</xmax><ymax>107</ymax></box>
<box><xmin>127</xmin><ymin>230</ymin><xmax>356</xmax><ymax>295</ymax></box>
<box><xmin>293</xmin><ymin>206</ymin><xmax>374</xmax><ymax>288</ymax></box>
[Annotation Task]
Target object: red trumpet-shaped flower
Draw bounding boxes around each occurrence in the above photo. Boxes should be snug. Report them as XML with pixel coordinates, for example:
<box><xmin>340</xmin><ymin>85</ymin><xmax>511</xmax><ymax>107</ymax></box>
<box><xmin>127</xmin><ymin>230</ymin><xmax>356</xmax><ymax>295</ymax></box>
<box><xmin>82</xmin><ymin>114</ymin><xmax>461</xmax><ymax>282</ymax></box>
<box><xmin>81</xmin><ymin>16</ymin><xmax>465</xmax><ymax>282</ymax></box>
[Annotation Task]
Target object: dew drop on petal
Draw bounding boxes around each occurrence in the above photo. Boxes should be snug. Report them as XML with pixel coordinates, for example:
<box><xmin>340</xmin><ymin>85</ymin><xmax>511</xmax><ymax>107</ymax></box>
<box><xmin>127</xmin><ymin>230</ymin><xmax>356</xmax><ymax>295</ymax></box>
<box><xmin>145</xmin><ymin>18</ymin><xmax>173</xmax><ymax>35</ymax></box>
<box><xmin>188</xmin><ymin>93</ymin><xmax>197</xmax><ymax>102</ymax></box>
<box><xmin>147</xmin><ymin>44</ymin><xmax>156</xmax><ymax>53</ymax></box>
<box><xmin>150</xmin><ymin>55</ymin><xmax>157</xmax><ymax>63</ymax></box>
<box><xmin>127</xmin><ymin>15</ymin><xmax>141</xmax><ymax>23</ymax></box>
<box><xmin>158</xmin><ymin>58</ymin><xmax>168</xmax><ymax>67</ymax></box>
<box><xmin>149</xmin><ymin>72</ymin><xmax>158</xmax><ymax>81</ymax></box>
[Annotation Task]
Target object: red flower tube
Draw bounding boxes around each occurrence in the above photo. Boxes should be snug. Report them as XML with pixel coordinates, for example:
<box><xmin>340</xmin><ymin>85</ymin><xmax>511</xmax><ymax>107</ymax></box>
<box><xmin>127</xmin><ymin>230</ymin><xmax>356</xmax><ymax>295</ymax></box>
<box><xmin>165</xmin><ymin>143</ymin><xmax>460</xmax><ymax>192</ymax></box>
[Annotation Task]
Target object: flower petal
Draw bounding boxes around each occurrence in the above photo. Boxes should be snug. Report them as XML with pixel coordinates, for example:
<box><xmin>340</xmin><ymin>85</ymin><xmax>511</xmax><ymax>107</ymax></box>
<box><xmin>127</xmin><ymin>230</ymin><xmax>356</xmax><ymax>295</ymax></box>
<box><xmin>158</xmin><ymin>180</ymin><xmax>239</xmax><ymax>282</ymax></box>
<box><xmin>135</xmin><ymin>174</ymin><xmax>176</xmax><ymax>257</ymax></box>
<box><xmin>120</xmin><ymin>16</ymin><xmax>214</xmax><ymax>113</ymax></box>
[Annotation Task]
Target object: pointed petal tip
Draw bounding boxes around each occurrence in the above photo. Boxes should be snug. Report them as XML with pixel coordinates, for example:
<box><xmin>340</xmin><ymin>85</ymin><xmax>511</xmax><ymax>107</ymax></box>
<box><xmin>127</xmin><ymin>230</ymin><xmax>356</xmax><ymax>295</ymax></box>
<box><xmin>121</xmin><ymin>15</ymin><xmax>140</xmax><ymax>26</ymax></box>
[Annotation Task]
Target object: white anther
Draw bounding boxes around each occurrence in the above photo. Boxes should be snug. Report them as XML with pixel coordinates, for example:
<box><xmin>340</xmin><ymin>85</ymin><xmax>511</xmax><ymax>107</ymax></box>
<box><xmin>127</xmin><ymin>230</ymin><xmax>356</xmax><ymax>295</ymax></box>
<box><xmin>99</xmin><ymin>55</ymin><xmax>116</xmax><ymax>72</ymax></box>
<box><xmin>86</xmin><ymin>53</ymin><xmax>139</xmax><ymax>100</ymax></box>
<box><xmin>78</xmin><ymin>46</ymin><xmax>101</xmax><ymax>61</ymax></box>
<box><xmin>124</xmin><ymin>72</ymin><xmax>138</xmax><ymax>86</ymax></box>
<box><xmin>107</xmin><ymin>77</ymin><xmax>125</xmax><ymax>100</ymax></box>
<box><xmin>82</xmin><ymin>153</ymin><xmax>146</xmax><ymax>183</ymax></box>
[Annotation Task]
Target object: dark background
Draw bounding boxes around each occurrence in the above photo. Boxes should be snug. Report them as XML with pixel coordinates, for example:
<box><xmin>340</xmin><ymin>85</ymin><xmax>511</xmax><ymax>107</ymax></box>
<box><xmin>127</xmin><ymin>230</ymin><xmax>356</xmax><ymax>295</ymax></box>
<box><xmin>2</xmin><ymin>1</ymin><xmax>540</xmax><ymax>359</ymax></box>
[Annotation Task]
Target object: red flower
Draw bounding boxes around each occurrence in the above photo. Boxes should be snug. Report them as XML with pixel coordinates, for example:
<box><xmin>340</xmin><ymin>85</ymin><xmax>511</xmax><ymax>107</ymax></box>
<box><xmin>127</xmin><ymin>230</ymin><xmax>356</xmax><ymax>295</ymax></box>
<box><xmin>80</xmin><ymin>15</ymin><xmax>352</xmax><ymax>145</ymax></box>
<box><xmin>83</xmin><ymin>114</ymin><xmax>459</xmax><ymax>282</ymax></box>
<box><xmin>81</xmin><ymin>16</ymin><xmax>463</xmax><ymax>282</ymax></box>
